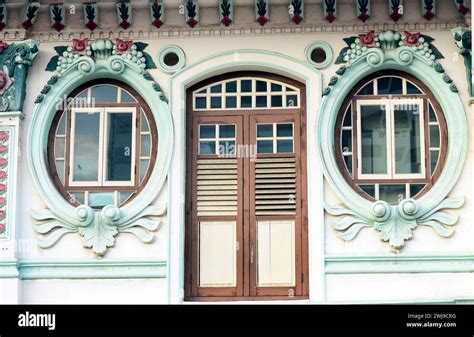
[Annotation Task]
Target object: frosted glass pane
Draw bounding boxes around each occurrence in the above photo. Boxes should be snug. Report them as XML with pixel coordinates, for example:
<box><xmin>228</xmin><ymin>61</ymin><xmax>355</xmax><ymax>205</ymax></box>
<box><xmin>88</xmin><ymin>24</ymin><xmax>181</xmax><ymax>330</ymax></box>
<box><xmin>106</xmin><ymin>113</ymin><xmax>133</xmax><ymax>181</ymax></box>
<box><xmin>394</xmin><ymin>105</ymin><xmax>422</xmax><ymax>174</ymax></box>
<box><xmin>360</xmin><ymin>105</ymin><xmax>387</xmax><ymax>174</ymax></box>
<box><xmin>72</xmin><ymin>112</ymin><xmax>100</xmax><ymax>181</ymax></box>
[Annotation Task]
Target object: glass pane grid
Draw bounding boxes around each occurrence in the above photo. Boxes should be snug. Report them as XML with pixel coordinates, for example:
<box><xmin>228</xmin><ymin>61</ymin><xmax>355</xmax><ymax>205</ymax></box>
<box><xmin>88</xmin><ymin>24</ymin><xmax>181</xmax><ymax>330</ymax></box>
<box><xmin>257</xmin><ymin>123</ymin><xmax>294</xmax><ymax>154</ymax></box>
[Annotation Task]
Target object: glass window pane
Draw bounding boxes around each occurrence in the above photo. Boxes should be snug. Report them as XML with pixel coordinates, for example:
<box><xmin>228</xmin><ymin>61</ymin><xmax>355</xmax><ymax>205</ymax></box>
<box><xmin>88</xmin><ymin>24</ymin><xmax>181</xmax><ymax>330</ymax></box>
<box><xmin>200</xmin><ymin>141</ymin><xmax>216</xmax><ymax>154</ymax></box>
<box><xmin>226</xmin><ymin>96</ymin><xmax>237</xmax><ymax>108</ymax></box>
<box><xmin>219</xmin><ymin>125</ymin><xmax>235</xmax><ymax>139</ymax></box>
<box><xmin>271</xmin><ymin>83</ymin><xmax>282</xmax><ymax>91</ymax></box>
<box><xmin>410</xmin><ymin>184</ymin><xmax>426</xmax><ymax>198</ymax></box>
<box><xmin>55</xmin><ymin>160</ymin><xmax>65</xmax><ymax>184</ymax></box>
<box><xmin>241</xmin><ymin>80</ymin><xmax>252</xmax><ymax>92</ymax></box>
<box><xmin>106</xmin><ymin>113</ymin><xmax>133</xmax><ymax>181</ymax></box>
<box><xmin>73</xmin><ymin>90</ymin><xmax>88</xmax><ymax>106</ymax></box>
<box><xmin>219</xmin><ymin>141</ymin><xmax>236</xmax><ymax>155</ymax></box>
<box><xmin>226</xmin><ymin>81</ymin><xmax>237</xmax><ymax>93</ymax></box>
<box><xmin>343</xmin><ymin>105</ymin><xmax>352</xmax><ymax>127</ymax></box>
<box><xmin>121</xmin><ymin>90</ymin><xmax>136</xmax><ymax>103</ymax></box>
<box><xmin>257</xmin><ymin>140</ymin><xmax>273</xmax><ymax>154</ymax></box>
<box><xmin>286</xmin><ymin>95</ymin><xmax>298</xmax><ymax>107</ymax></box>
<box><xmin>256</xmin><ymin>81</ymin><xmax>267</xmax><ymax>92</ymax></box>
<box><xmin>271</xmin><ymin>96</ymin><xmax>282</xmax><ymax>107</ymax></box>
<box><xmin>210</xmin><ymin>84</ymin><xmax>222</xmax><ymax>93</ymax></box>
<box><xmin>357</xmin><ymin>82</ymin><xmax>374</xmax><ymax>95</ymax></box>
<box><xmin>120</xmin><ymin>192</ymin><xmax>133</xmax><ymax>204</ymax></box>
<box><xmin>256</xmin><ymin>96</ymin><xmax>267</xmax><ymax>108</ymax></box>
<box><xmin>257</xmin><ymin>124</ymin><xmax>273</xmax><ymax>138</ymax></box>
<box><xmin>429</xmin><ymin>103</ymin><xmax>437</xmax><ymax>122</ymax></box>
<box><xmin>430</xmin><ymin>125</ymin><xmax>440</xmax><ymax>148</ymax></box>
<box><xmin>277</xmin><ymin>140</ymin><xmax>293</xmax><ymax>153</ymax></box>
<box><xmin>199</xmin><ymin>125</ymin><xmax>216</xmax><ymax>139</ymax></box>
<box><xmin>360</xmin><ymin>105</ymin><xmax>388</xmax><ymax>174</ymax></box>
<box><xmin>55</xmin><ymin>138</ymin><xmax>65</xmax><ymax>158</ymax></box>
<box><xmin>195</xmin><ymin>97</ymin><xmax>206</xmax><ymax>109</ymax></box>
<box><xmin>68</xmin><ymin>192</ymin><xmax>84</xmax><ymax>205</ymax></box>
<box><xmin>241</xmin><ymin>96</ymin><xmax>252</xmax><ymax>108</ymax></box>
<box><xmin>359</xmin><ymin>185</ymin><xmax>375</xmax><ymax>198</ymax></box>
<box><xmin>394</xmin><ymin>104</ymin><xmax>422</xmax><ymax>174</ymax></box>
<box><xmin>88</xmin><ymin>192</ymin><xmax>114</xmax><ymax>208</ymax></box>
<box><xmin>140</xmin><ymin>111</ymin><xmax>150</xmax><ymax>132</ymax></box>
<box><xmin>406</xmin><ymin>81</ymin><xmax>422</xmax><ymax>94</ymax></box>
<box><xmin>379</xmin><ymin>185</ymin><xmax>406</xmax><ymax>203</ymax></box>
<box><xmin>430</xmin><ymin>151</ymin><xmax>439</xmax><ymax>175</ymax></box>
<box><xmin>140</xmin><ymin>159</ymin><xmax>149</xmax><ymax>182</ymax></box>
<box><xmin>344</xmin><ymin>156</ymin><xmax>353</xmax><ymax>175</ymax></box>
<box><xmin>57</xmin><ymin>112</ymin><xmax>67</xmax><ymax>135</ymax></box>
<box><xmin>72</xmin><ymin>112</ymin><xmax>100</xmax><ymax>181</ymax></box>
<box><xmin>277</xmin><ymin>124</ymin><xmax>293</xmax><ymax>137</ymax></box>
<box><xmin>342</xmin><ymin>130</ymin><xmax>352</xmax><ymax>153</ymax></box>
<box><xmin>91</xmin><ymin>85</ymin><xmax>118</xmax><ymax>103</ymax></box>
<box><xmin>141</xmin><ymin>135</ymin><xmax>151</xmax><ymax>157</ymax></box>
<box><xmin>377</xmin><ymin>77</ymin><xmax>403</xmax><ymax>95</ymax></box>
<box><xmin>210</xmin><ymin>97</ymin><xmax>222</xmax><ymax>109</ymax></box>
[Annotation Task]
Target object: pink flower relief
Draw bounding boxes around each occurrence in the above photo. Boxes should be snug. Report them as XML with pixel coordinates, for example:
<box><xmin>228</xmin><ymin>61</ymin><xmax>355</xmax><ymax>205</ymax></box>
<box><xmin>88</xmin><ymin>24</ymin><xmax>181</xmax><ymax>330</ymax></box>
<box><xmin>0</xmin><ymin>71</ymin><xmax>12</xmax><ymax>95</ymax></box>
<box><xmin>115</xmin><ymin>39</ymin><xmax>133</xmax><ymax>55</ymax></box>
<box><xmin>0</xmin><ymin>171</ymin><xmax>7</xmax><ymax>180</ymax></box>
<box><xmin>359</xmin><ymin>31</ymin><xmax>376</xmax><ymax>47</ymax></box>
<box><xmin>0</xmin><ymin>184</ymin><xmax>6</xmax><ymax>192</ymax></box>
<box><xmin>0</xmin><ymin>223</ymin><xmax>5</xmax><ymax>233</ymax></box>
<box><xmin>72</xmin><ymin>39</ymin><xmax>88</xmax><ymax>55</ymax></box>
<box><xmin>0</xmin><ymin>158</ymin><xmax>7</xmax><ymax>167</ymax></box>
<box><xmin>404</xmin><ymin>32</ymin><xmax>421</xmax><ymax>46</ymax></box>
<box><xmin>0</xmin><ymin>132</ymin><xmax>8</xmax><ymax>142</ymax></box>
<box><xmin>0</xmin><ymin>197</ymin><xmax>6</xmax><ymax>205</ymax></box>
<box><xmin>0</xmin><ymin>41</ymin><xmax>8</xmax><ymax>53</ymax></box>
<box><xmin>0</xmin><ymin>145</ymin><xmax>7</xmax><ymax>154</ymax></box>
<box><xmin>0</xmin><ymin>210</ymin><xmax>6</xmax><ymax>219</ymax></box>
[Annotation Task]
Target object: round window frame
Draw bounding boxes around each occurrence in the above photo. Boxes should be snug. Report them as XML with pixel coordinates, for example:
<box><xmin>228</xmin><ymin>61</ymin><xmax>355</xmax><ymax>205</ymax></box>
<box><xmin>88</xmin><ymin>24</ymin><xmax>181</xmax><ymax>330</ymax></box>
<box><xmin>333</xmin><ymin>70</ymin><xmax>448</xmax><ymax>203</ymax></box>
<box><xmin>47</xmin><ymin>79</ymin><xmax>159</xmax><ymax>208</ymax></box>
<box><xmin>158</xmin><ymin>45</ymin><xmax>186</xmax><ymax>73</ymax></box>
<box><xmin>305</xmin><ymin>41</ymin><xmax>333</xmax><ymax>69</ymax></box>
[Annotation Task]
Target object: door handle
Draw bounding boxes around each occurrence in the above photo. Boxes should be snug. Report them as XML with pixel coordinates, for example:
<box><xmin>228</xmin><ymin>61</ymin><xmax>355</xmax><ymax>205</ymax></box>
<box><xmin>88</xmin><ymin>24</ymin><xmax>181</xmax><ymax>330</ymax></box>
<box><xmin>250</xmin><ymin>241</ymin><xmax>254</xmax><ymax>264</ymax></box>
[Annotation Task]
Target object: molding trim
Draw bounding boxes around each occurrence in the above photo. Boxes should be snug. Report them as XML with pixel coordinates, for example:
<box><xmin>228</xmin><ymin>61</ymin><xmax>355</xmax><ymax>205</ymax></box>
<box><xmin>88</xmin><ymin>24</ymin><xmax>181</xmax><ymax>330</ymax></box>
<box><xmin>1</xmin><ymin>259</ymin><xmax>167</xmax><ymax>280</ymax></box>
<box><xmin>325</xmin><ymin>254</ymin><xmax>474</xmax><ymax>274</ymax></box>
<box><xmin>157</xmin><ymin>45</ymin><xmax>186</xmax><ymax>73</ymax></box>
<box><xmin>304</xmin><ymin>40</ymin><xmax>333</xmax><ymax>69</ymax></box>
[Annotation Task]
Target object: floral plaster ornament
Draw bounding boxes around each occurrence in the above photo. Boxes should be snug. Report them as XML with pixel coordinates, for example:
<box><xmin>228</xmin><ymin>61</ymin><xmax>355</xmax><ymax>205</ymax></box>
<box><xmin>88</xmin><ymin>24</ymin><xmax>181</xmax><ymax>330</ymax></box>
<box><xmin>185</xmin><ymin>0</ymin><xmax>199</xmax><ymax>28</ymax></box>
<box><xmin>114</xmin><ymin>39</ymin><xmax>133</xmax><ymax>55</ymax></box>
<box><xmin>324</xmin><ymin>0</ymin><xmax>337</xmax><ymax>23</ymax></box>
<box><xmin>454</xmin><ymin>0</ymin><xmax>470</xmax><ymax>16</ymax></box>
<box><xmin>50</xmin><ymin>4</ymin><xmax>66</xmax><ymax>32</ymax></box>
<box><xmin>21</xmin><ymin>2</ymin><xmax>40</xmax><ymax>30</ymax></box>
<box><xmin>389</xmin><ymin>0</ymin><xmax>403</xmax><ymax>22</ymax></box>
<box><xmin>72</xmin><ymin>39</ymin><xmax>88</xmax><ymax>55</ymax></box>
<box><xmin>116</xmin><ymin>1</ymin><xmax>132</xmax><ymax>30</ymax></box>
<box><xmin>422</xmin><ymin>0</ymin><xmax>436</xmax><ymax>21</ymax></box>
<box><xmin>0</xmin><ymin>71</ymin><xmax>12</xmax><ymax>95</ymax></box>
<box><xmin>359</xmin><ymin>31</ymin><xmax>376</xmax><ymax>47</ymax></box>
<box><xmin>255</xmin><ymin>0</ymin><xmax>269</xmax><ymax>26</ymax></box>
<box><xmin>0</xmin><ymin>3</ymin><xmax>8</xmax><ymax>32</ymax></box>
<box><xmin>220</xmin><ymin>0</ymin><xmax>233</xmax><ymax>27</ymax></box>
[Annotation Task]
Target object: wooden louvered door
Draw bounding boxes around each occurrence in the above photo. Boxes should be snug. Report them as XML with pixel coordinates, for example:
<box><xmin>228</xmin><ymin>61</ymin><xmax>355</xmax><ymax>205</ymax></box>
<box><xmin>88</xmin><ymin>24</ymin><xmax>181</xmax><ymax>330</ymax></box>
<box><xmin>185</xmin><ymin>72</ymin><xmax>308</xmax><ymax>300</ymax></box>
<box><xmin>249</xmin><ymin>114</ymin><xmax>306</xmax><ymax>297</ymax></box>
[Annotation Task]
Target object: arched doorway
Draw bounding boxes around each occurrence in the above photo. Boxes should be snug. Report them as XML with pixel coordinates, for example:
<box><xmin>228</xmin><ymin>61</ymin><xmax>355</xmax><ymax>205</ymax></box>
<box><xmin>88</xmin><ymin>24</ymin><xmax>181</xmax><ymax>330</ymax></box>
<box><xmin>185</xmin><ymin>72</ymin><xmax>308</xmax><ymax>301</ymax></box>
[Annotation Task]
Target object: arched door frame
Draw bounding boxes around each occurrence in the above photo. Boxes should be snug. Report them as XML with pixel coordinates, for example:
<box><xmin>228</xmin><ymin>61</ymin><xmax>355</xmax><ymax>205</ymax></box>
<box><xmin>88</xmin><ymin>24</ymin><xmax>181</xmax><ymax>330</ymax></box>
<box><xmin>168</xmin><ymin>50</ymin><xmax>324</xmax><ymax>303</ymax></box>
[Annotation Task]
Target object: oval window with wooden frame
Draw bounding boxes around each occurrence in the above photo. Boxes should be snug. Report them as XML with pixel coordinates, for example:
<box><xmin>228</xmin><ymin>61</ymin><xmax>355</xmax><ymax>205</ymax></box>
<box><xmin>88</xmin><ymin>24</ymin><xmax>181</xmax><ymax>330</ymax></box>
<box><xmin>335</xmin><ymin>71</ymin><xmax>447</xmax><ymax>204</ymax></box>
<box><xmin>48</xmin><ymin>80</ymin><xmax>158</xmax><ymax>209</ymax></box>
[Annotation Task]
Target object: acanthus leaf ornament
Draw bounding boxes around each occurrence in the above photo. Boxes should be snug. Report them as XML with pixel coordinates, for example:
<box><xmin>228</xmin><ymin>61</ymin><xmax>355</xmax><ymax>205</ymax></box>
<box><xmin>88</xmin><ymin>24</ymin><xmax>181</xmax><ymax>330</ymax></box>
<box><xmin>422</xmin><ymin>0</ymin><xmax>436</xmax><ymax>21</ymax></box>
<box><xmin>116</xmin><ymin>1</ymin><xmax>132</xmax><ymax>30</ymax></box>
<box><xmin>389</xmin><ymin>0</ymin><xmax>403</xmax><ymax>22</ymax></box>
<box><xmin>289</xmin><ymin>0</ymin><xmax>304</xmax><ymax>25</ymax></box>
<box><xmin>50</xmin><ymin>4</ymin><xmax>66</xmax><ymax>32</ymax></box>
<box><xmin>83</xmin><ymin>2</ymin><xmax>98</xmax><ymax>31</ymax></box>
<box><xmin>324</xmin><ymin>0</ymin><xmax>337</xmax><ymax>23</ymax></box>
<box><xmin>220</xmin><ymin>0</ymin><xmax>233</xmax><ymax>27</ymax></box>
<box><xmin>255</xmin><ymin>0</ymin><xmax>269</xmax><ymax>26</ymax></box>
<box><xmin>185</xmin><ymin>0</ymin><xmax>199</xmax><ymax>28</ymax></box>
<box><xmin>150</xmin><ymin>0</ymin><xmax>164</xmax><ymax>29</ymax></box>
<box><xmin>21</xmin><ymin>2</ymin><xmax>40</xmax><ymax>30</ymax></box>
<box><xmin>356</xmin><ymin>0</ymin><xmax>370</xmax><ymax>23</ymax></box>
<box><xmin>454</xmin><ymin>0</ymin><xmax>470</xmax><ymax>16</ymax></box>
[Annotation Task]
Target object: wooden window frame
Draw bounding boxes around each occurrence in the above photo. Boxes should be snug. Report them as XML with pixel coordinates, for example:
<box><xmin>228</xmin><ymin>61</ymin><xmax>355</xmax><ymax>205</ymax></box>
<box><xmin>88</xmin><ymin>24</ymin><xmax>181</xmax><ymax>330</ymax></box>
<box><xmin>47</xmin><ymin>79</ymin><xmax>158</xmax><ymax>208</ymax></box>
<box><xmin>185</xmin><ymin>71</ymin><xmax>308</xmax><ymax>301</ymax></box>
<box><xmin>335</xmin><ymin>70</ymin><xmax>448</xmax><ymax>202</ymax></box>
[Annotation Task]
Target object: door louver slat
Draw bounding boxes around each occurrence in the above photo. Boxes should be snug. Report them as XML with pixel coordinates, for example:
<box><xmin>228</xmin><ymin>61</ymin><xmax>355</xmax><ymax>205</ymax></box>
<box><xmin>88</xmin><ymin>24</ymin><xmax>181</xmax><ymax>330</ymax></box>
<box><xmin>255</xmin><ymin>157</ymin><xmax>296</xmax><ymax>215</ymax></box>
<box><xmin>197</xmin><ymin>158</ymin><xmax>238</xmax><ymax>216</ymax></box>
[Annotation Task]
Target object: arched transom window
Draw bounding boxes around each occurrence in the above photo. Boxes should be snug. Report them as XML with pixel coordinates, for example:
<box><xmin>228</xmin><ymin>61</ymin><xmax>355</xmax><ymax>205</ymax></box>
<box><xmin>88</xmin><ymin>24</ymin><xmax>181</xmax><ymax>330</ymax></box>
<box><xmin>48</xmin><ymin>81</ymin><xmax>158</xmax><ymax>209</ymax></box>
<box><xmin>335</xmin><ymin>71</ymin><xmax>447</xmax><ymax>204</ymax></box>
<box><xmin>193</xmin><ymin>77</ymin><xmax>301</xmax><ymax>110</ymax></box>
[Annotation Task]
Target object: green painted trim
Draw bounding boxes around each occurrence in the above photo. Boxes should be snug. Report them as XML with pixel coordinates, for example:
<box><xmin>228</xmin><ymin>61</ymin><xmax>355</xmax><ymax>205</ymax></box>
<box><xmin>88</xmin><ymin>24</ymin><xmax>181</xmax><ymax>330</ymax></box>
<box><xmin>304</xmin><ymin>41</ymin><xmax>333</xmax><ymax>69</ymax></box>
<box><xmin>0</xmin><ymin>259</ymin><xmax>20</xmax><ymax>278</ymax></box>
<box><xmin>158</xmin><ymin>45</ymin><xmax>186</xmax><ymax>73</ymax></box>
<box><xmin>17</xmin><ymin>259</ymin><xmax>167</xmax><ymax>280</ymax></box>
<box><xmin>325</xmin><ymin>254</ymin><xmax>474</xmax><ymax>274</ymax></box>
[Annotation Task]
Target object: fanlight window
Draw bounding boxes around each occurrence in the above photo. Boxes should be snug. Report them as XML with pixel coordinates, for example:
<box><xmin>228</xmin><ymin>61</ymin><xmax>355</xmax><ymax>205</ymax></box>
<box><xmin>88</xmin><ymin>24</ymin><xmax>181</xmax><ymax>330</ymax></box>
<box><xmin>336</xmin><ymin>73</ymin><xmax>447</xmax><ymax>204</ymax></box>
<box><xmin>193</xmin><ymin>77</ymin><xmax>300</xmax><ymax>110</ymax></box>
<box><xmin>49</xmin><ymin>82</ymin><xmax>157</xmax><ymax>209</ymax></box>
